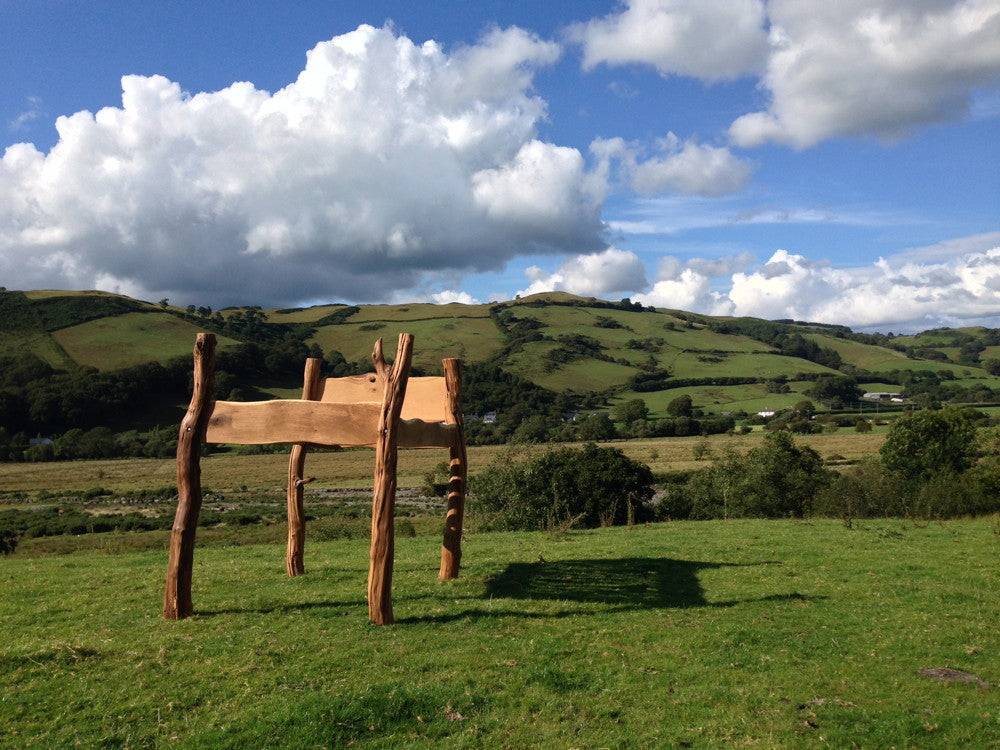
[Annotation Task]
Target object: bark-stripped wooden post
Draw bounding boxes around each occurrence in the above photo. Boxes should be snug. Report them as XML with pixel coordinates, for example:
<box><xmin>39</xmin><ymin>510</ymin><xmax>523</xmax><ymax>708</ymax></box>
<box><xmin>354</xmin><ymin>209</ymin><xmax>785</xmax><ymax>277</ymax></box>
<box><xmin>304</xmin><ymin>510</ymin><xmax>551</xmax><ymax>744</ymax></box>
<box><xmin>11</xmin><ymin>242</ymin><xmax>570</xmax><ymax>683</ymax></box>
<box><xmin>163</xmin><ymin>333</ymin><xmax>217</xmax><ymax>620</ymax></box>
<box><xmin>285</xmin><ymin>357</ymin><xmax>323</xmax><ymax>576</ymax></box>
<box><xmin>438</xmin><ymin>358</ymin><xmax>467</xmax><ymax>580</ymax></box>
<box><xmin>367</xmin><ymin>334</ymin><xmax>414</xmax><ymax>625</ymax></box>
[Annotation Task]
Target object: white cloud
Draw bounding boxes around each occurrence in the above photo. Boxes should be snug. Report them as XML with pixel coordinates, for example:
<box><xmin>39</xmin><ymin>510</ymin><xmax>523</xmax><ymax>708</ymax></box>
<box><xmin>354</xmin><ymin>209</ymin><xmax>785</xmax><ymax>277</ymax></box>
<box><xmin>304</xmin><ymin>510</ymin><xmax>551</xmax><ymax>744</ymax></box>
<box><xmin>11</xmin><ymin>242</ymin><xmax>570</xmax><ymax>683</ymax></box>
<box><xmin>632</xmin><ymin>239</ymin><xmax>1000</xmax><ymax>330</ymax></box>
<box><xmin>568</xmin><ymin>0</ymin><xmax>769</xmax><ymax>81</ymax></box>
<box><xmin>634</xmin><ymin>251</ymin><xmax>751</xmax><ymax>311</ymax></box>
<box><xmin>731</xmin><ymin>0</ymin><xmax>1000</xmax><ymax>147</ymax></box>
<box><xmin>516</xmin><ymin>246</ymin><xmax>647</xmax><ymax>297</ymax></box>
<box><xmin>8</xmin><ymin>97</ymin><xmax>42</xmax><ymax>131</ymax></box>
<box><xmin>430</xmin><ymin>289</ymin><xmax>479</xmax><ymax>305</ymax></box>
<box><xmin>720</xmin><ymin>246</ymin><xmax>1000</xmax><ymax>329</ymax></box>
<box><xmin>591</xmin><ymin>134</ymin><xmax>752</xmax><ymax>198</ymax></box>
<box><xmin>0</xmin><ymin>25</ymin><xmax>612</xmax><ymax>305</ymax></box>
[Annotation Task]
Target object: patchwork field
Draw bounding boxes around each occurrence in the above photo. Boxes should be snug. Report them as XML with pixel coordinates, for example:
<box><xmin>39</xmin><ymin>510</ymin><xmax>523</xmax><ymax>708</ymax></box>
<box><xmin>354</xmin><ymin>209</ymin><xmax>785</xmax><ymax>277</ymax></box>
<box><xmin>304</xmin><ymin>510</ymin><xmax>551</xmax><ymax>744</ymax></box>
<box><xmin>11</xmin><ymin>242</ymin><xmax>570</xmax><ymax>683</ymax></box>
<box><xmin>616</xmin><ymin>381</ymin><xmax>817</xmax><ymax>416</ymax></box>
<box><xmin>52</xmin><ymin>312</ymin><xmax>238</xmax><ymax>371</ymax></box>
<box><xmin>2</xmin><ymin>520</ymin><xmax>997</xmax><ymax>747</ymax></box>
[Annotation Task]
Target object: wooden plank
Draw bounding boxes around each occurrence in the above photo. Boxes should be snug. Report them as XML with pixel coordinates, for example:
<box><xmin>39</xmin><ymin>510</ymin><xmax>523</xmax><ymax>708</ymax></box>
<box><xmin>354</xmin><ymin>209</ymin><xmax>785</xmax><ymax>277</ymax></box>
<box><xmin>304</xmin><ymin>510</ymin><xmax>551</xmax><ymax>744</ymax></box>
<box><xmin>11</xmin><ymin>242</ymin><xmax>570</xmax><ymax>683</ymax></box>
<box><xmin>204</xmin><ymin>399</ymin><xmax>456</xmax><ymax>448</ymax></box>
<box><xmin>320</xmin><ymin>374</ymin><xmax>448</xmax><ymax>423</ymax></box>
<box><xmin>163</xmin><ymin>333</ymin><xmax>216</xmax><ymax>620</ymax></box>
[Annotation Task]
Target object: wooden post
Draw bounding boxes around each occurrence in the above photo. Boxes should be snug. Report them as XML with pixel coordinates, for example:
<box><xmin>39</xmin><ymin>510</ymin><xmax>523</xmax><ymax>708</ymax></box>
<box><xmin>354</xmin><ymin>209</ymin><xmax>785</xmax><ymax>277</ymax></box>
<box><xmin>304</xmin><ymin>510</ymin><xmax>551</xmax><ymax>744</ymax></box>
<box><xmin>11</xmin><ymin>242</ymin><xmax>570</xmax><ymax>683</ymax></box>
<box><xmin>286</xmin><ymin>357</ymin><xmax>323</xmax><ymax>576</ymax></box>
<box><xmin>163</xmin><ymin>333</ymin><xmax>217</xmax><ymax>620</ymax></box>
<box><xmin>438</xmin><ymin>358</ymin><xmax>466</xmax><ymax>580</ymax></box>
<box><xmin>367</xmin><ymin>333</ymin><xmax>414</xmax><ymax>625</ymax></box>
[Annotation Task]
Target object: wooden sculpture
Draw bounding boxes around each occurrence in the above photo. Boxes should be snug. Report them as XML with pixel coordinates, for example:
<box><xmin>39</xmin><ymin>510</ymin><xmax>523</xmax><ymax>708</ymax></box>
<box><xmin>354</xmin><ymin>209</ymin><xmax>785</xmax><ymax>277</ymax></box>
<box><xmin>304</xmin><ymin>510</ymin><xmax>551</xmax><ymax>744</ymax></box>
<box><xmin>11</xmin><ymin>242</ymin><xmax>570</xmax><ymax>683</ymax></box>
<box><xmin>162</xmin><ymin>332</ymin><xmax>467</xmax><ymax>625</ymax></box>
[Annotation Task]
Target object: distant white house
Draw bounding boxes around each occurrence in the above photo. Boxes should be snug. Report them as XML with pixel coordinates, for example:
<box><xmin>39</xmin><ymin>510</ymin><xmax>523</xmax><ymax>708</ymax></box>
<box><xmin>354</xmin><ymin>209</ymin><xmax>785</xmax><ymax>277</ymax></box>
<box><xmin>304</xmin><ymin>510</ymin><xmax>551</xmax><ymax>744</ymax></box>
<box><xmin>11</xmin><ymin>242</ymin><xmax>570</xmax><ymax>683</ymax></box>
<box><xmin>482</xmin><ymin>411</ymin><xmax>498</xmax><ymax>425</ymax></box>
<box><xmin>29</xmin><ymin>437</ymin><xmax>53</xmax><ymax>446</ymax></box>
<box><xmin>757</xmin><ymin>410</ymin><xmax>776</xmax><ymax>418</ymax></box>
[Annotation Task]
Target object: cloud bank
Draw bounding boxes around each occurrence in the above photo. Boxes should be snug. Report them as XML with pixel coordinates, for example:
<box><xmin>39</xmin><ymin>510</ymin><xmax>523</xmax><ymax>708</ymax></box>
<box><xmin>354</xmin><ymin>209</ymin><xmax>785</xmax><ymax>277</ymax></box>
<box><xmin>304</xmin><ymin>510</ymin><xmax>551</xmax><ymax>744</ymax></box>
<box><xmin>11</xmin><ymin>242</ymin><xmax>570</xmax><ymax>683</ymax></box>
<box><xmin>517</xmin><ymin>246</ymin><xmax>647</xmax><ymax>298</ymax></box>
<box><xmin>0</xmin><ymin>25</ymin><xmax>605</xmax><ymax>305</ymax></box>
<box><xmin>571</xmin><ymin>0</ymin><xmax>1000</xmax><ymax>147</ymax></box>
<box><xmin>632</xmin><ymin>240</ymin><xmax>1000</xmax><ymax>330</ymax></box>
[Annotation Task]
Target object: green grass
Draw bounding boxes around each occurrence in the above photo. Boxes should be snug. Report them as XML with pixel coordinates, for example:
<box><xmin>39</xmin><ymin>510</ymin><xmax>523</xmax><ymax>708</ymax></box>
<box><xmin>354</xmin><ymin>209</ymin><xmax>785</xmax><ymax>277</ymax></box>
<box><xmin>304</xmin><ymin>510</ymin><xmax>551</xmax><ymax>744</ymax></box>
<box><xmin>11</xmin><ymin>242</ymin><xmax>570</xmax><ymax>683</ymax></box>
<box><xmin>348</xmin><ymin>302</ymin><xmax>494</xmax><ymax>322</ymax></box>
<box><xmin>309</xmin><ymin>317</ymin><xmax>505</xmax><ymax>371</ymax></box>
<box><xmin>2</xmin><ymin>520</ymin><xmax>997</xmax><ymax>747</ymax></box>
<box><xmin>617</xmin><ymin>381</ymin><xmax>816</xmax><ymax>416</ymax></box>
<box><xmin>51</xmin><ymin>312</ymin><xmax>239</xmax><ymax>371</ymax></box>
<box><xmin>265</xmin><ymin>304</ymin><xmax>348</xmax><ymax>323</ymax></box>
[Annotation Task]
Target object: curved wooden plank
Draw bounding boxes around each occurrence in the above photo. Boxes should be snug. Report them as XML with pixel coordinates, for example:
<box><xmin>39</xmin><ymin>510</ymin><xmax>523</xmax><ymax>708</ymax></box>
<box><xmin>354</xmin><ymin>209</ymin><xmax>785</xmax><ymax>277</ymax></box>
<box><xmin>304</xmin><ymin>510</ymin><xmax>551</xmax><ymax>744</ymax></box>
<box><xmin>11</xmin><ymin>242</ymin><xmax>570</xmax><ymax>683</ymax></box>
<box><xmin>204</xmin><ymin>399</ymin><xmax>456</xmax><ymax>448</ymax></box>
<box><xmin>320</xmin><ymin>375</ymin><xmax>448</xmax><ymax>423</ymax></box>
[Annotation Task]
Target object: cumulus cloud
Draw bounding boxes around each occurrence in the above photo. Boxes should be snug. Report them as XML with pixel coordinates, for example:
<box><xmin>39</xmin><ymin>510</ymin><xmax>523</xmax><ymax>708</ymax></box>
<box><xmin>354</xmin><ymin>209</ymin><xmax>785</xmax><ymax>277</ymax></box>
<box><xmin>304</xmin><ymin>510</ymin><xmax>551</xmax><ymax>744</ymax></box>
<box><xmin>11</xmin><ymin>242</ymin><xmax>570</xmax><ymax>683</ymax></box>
<box><xmin>633</xmin><ymin>241</ymin><xmax>1000</xmax><ymax>329</ymax></box>
<box><xmin>430</xmin><ymin>289</ymin><xmax>479</xmax><ymax>305</ymax></box>
<box><xmin>0</xmin><ymin>24</ymin><xmax>613</xmax><ymax>305</ymax></box>
<box><xmin>516</xmin><ymin>246</ymin><xmax>647</xmax><ymax>297</ymax></box>
<box><xmin>568</xmin><ymin>0</ymin><xmax>769</xmax><ymax>81</ymax></box>
<box><xmin>730</xmin><ymin>0</ymin><xmax>1000</xmax><ymax>147</ymax></box>
<box><xmin>592</xmin><ymin>134</ymin><xmax>752</xmax><ymax>198</ymax></box>
<box><xmin>721</xmin><ymin>246</ymin><xmax>1000</xmax><ymax>328</ymax></box>
<box><xmin>634</xmin><ymin>252</ymin><xmax>751</xmax><ymax>311</ymax></box>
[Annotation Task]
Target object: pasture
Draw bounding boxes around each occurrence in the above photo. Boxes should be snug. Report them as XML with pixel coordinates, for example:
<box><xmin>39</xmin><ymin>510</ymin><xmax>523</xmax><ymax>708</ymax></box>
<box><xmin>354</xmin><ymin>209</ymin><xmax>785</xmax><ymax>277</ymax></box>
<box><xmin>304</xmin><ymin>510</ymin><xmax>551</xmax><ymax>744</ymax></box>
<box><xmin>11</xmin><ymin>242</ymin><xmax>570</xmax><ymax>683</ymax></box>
<box><xmin>0</xmin><ymin>433</ymin><xmax>887</xmax><ymax>496</ymax></box>
<box><xmin>51</xmin><ymin>313</ymin><xmax>238</xmax><ymax>371</ymax></box>
<box><xmin>1</xmin><ymin>520</ymin><xmax>997</xmax><ymax>747</ymax></box>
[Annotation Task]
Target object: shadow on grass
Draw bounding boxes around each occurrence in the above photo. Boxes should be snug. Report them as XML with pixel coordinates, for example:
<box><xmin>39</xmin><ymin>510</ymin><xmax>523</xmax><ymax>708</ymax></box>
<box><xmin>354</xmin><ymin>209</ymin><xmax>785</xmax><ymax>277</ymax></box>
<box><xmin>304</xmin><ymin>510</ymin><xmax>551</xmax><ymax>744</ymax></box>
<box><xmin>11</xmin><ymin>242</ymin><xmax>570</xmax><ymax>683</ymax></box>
<box><xmin>198</xmin><ymin>557</ymin><xmax>822</xmax><ymax>622</ymax></box>
<box><xmin>398</xmin><ymin>557</ymin><xmax>823</xmax><ymax>624</ymax></box>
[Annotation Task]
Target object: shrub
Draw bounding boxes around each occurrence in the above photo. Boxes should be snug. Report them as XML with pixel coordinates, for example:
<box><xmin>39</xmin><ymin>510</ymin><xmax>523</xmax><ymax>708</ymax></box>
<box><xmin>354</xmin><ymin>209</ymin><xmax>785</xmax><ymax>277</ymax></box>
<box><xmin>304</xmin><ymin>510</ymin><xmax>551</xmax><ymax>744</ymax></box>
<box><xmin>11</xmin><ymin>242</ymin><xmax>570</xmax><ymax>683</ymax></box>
<box><xmin>880</xmin><ymin>407</ymin><xmax>978</xmax><ymax>483</ymax></box>
<box><xmin>612</xmin><ymin>399</ymin><xmax>649</xmax><ymax>424</ymax></box>
<box><xmin>660</xmin><ymin>433</ymin><xmax>831</xmax><ymax>520</ymax></box>
<box><xmin>471</xmin><ymin>443</ymin><xmax>655</xmax><ymax>531</ymax></box>
<box><xmin>0</xmin><ymin>529</ymin><xmax>19</xmax><ymax>556</ymax></box>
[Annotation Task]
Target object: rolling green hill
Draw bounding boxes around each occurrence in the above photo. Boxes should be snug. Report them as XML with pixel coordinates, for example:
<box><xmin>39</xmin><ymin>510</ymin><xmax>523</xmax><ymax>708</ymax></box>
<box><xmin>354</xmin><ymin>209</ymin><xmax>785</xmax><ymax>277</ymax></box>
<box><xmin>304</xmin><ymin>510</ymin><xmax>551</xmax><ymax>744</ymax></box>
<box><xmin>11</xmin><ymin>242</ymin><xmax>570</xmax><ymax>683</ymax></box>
<box><xmin>2</xmin><ymin>288</ymin><xmax>999</xmax><ymax>423</ymax></box>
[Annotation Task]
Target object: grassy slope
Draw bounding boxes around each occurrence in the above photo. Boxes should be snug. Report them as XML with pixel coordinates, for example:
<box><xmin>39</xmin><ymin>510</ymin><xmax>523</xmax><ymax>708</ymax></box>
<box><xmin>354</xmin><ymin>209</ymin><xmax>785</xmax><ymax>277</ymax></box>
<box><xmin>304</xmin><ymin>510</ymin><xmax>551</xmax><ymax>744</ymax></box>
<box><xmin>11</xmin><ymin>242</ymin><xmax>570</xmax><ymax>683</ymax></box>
<box><xmin>615</xmin><ymin>381</ymin><xmax>816</xmax><ymax>416</ymax></box>
<box><xmin>309</xmin><ymin>317</ymin><xmax>504</xmax><ymax>372</ymax></box>
<box><xmin>2</xmin><ymin>520</ymin><xmax>997</xmax><ymax>748</ymax></box>
<box><xmin>805</xmin><ymin>332</ymin><xmax>989</xmax><ymax>377</ymax></box>
<box><xmin>52</xmin><ymin>312</ymin><xmax>239</xmax><ymax>371</ymax></box>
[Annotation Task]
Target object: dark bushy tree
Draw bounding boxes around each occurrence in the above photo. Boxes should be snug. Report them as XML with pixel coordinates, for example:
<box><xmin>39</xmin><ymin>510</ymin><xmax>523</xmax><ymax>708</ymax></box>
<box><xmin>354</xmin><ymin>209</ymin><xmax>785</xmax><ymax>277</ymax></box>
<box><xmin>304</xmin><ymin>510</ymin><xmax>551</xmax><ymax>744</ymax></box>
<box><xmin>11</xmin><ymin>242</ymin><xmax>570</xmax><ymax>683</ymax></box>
<box><xmin>472</xmin><ymin>443</ymin><xmax>655</xmax><ymax>531</ymax></box>
<box><xmin>880</xmin><ymin>407</ymin><xmax>978</xmax><ymax>483</ymax></box>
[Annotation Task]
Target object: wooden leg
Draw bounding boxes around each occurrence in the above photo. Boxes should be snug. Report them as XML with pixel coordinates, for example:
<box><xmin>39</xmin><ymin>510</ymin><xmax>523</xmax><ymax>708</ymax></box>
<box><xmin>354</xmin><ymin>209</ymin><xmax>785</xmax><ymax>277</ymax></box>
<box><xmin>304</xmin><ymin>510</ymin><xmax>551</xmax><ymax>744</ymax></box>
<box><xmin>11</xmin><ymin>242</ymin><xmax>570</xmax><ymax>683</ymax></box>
<box><xmin>163</xmin><ymin>334</ymin><xmax>216</xmax><ymax>620</ymax></box>
<box><xmin>439</xmin><ymin>358</ymin><xmax>466</xmax><ymax>580</ymax></box>
<box><xmin>367</xmin><ymin>334</ymin><xmax>414</xmax><ymax>625</ymax></box>
<box><xmin>286</xmin><ymin>357</ymin><xmax>323</xmax><ymax>577</ymax></box>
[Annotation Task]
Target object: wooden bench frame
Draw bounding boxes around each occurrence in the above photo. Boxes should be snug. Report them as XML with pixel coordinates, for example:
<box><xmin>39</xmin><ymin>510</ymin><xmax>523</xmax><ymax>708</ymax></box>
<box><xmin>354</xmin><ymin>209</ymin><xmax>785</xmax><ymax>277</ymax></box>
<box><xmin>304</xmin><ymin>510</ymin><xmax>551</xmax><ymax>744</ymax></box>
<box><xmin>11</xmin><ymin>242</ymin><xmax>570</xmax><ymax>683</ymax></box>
<box><xmin>162</xmin><ymin>332</ymin><xmax>467</xmax><ymax>625</ymax></box>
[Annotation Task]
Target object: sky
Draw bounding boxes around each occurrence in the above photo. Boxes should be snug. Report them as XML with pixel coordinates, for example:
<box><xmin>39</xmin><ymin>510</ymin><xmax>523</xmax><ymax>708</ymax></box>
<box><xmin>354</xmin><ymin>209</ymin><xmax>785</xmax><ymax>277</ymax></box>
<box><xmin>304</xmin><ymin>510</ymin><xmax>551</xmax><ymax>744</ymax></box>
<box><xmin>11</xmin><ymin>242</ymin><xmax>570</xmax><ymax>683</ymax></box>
<box><xmin>1</xmin><ymin>0</ymin><xmax>999</xmax><ymax>331</ymax></box>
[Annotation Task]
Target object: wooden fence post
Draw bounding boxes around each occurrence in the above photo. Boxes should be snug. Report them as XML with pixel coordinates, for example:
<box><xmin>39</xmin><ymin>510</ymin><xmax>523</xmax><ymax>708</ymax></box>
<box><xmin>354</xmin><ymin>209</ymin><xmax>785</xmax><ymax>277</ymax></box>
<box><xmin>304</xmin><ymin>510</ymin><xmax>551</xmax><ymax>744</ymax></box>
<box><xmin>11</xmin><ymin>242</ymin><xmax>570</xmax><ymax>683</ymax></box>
<box><xmin>163</xmin><ymin>333</ymin><xmax>217</xmax><ymax>620</ymax></box>
<box><xmin>286</xmin><ymin>357</ymin><xmax>323</xmax><ymax>576</ymax></box>
<box><xmin>367</xmin><ymin>334</ymin><xmax>414</xmax><ymax>625</ymax></box>
<box><xmin>438</xmin><ymin>358</ymin><xmax>466</xmax><ymax>580</ymax></box>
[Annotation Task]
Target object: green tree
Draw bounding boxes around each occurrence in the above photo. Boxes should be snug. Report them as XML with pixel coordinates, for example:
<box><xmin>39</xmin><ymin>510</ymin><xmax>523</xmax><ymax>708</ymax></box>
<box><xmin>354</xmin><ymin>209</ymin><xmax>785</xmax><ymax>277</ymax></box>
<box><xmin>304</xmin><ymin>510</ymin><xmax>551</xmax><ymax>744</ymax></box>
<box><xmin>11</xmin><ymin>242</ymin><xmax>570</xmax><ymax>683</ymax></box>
<box><xmin>471</xmin><ymin>443</ymin><xmax>655</xmax><ymax>531</ymax></box>
<box><xmin>984</xmin><ymin>358</ymin><xmax>1000</xmax><ymax>376</ymax></box>
<box><xmin>612</xmin><ymin>398</ymin><xmax>649</xmax><ymax>424</ymax></box>
<box><xmin>880</xmin><ymin>408</ymin><xmax>977</xmax><ymax>482</ymax></box>
<box><xmin>666</xmin><ymin>394</ymin><xmax>693</xmax><ymax>417</ymax></box>
<box><xmin>807</xmin><ymin>376</ymin><xmax>862</xmax><ymax>407</ymax></box>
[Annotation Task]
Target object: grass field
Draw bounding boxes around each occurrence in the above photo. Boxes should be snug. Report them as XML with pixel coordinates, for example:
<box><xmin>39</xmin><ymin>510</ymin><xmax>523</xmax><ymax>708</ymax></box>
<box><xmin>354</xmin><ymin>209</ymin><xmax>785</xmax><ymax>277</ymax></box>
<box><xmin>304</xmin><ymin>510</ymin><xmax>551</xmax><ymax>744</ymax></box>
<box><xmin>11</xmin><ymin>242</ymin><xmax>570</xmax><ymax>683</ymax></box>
<box><xmin>2</xmin><ymin>519</ymin><xmax>997</xmax><ymax>747</ymax></box>
<box><xmin>616</xmin><ymin>381</ymin><xmax>816</xmax><ymax>416</ymax></box>
<box><xmin>309</xmin><ymin>317</ymin><xmax>504</xmax><ymax>371</ymax></box>
<box><xmin>52</xmin><ymin>313</ymin><xmax>239</xmax><ymax>371</ymax></box>
<box><xmin>0</xmin><ymin>433</ymin><xmax>888</xmax><ymax>495</ymax></box>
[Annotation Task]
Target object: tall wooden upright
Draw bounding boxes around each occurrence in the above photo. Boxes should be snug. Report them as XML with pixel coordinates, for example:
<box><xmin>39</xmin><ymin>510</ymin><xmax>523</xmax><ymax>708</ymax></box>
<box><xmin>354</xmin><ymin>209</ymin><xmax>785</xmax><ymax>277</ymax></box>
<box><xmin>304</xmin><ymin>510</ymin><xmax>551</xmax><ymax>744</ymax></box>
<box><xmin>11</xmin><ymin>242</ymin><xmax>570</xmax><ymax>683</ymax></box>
<box><xmin>438</xmin><ymin>358</ymin><xmax>466</xmax><ymax>580</ymax></box>
<box><xmin>285</xmin><ymin>357</ymin><xmax>322</xmax><ymax>576</ymax></box>
<box><xmin>367</xmin><ymin>334</ymin><xmax>414</xmax><ymax>625</ymax></box>
<box><xmin>163</xmin><ymin>333</ymin><xmax>216</xmax><ymax>620</ymax></box>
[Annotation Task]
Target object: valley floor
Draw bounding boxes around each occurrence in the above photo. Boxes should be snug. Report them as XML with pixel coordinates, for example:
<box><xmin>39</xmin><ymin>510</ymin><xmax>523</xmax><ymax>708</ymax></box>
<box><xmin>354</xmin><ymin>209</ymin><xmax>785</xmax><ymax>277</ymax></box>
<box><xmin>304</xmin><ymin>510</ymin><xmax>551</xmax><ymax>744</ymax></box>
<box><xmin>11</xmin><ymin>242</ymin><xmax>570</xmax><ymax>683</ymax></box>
<box><xmin>0</xmin><ymin>432</ymin><xmax>886</xmax><ymax>494</ymax></box>
<box><xmin>1</xmin><ymin>519</ymin><xmax>998</xmax><ymax>748</ymax></box>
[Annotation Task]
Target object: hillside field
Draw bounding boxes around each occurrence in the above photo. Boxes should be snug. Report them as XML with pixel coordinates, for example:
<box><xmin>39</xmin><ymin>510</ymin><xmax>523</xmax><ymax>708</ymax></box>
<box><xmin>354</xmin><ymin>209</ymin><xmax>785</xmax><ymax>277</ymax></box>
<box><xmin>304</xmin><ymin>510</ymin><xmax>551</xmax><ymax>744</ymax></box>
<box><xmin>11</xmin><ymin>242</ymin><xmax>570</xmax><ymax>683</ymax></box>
<box><xmin>2</xmin><ymin>520</ymin><xmax>997</xmax><ymax>748</ymax></box>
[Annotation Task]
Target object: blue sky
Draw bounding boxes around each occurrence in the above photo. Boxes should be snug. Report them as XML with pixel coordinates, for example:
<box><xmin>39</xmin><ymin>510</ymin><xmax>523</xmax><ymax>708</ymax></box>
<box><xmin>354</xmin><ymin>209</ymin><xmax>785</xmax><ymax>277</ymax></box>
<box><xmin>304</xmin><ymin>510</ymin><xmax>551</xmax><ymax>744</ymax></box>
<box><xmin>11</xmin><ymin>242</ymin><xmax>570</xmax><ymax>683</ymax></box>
<box><xmin>2</xmin><ymin>0</ymin><xmax>999</xmax><ymax>329</ymax></box>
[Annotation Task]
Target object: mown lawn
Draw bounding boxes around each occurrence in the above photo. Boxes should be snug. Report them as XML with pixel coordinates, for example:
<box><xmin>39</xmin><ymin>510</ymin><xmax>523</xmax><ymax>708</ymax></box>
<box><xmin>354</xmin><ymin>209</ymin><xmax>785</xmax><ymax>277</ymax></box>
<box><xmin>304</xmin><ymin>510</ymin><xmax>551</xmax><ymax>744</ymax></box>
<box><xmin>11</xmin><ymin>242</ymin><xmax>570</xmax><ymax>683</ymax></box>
<box><xmin>2</xmin><ymin>520</ymin><xmax>998</xmax><ymax>748</ymax></box>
